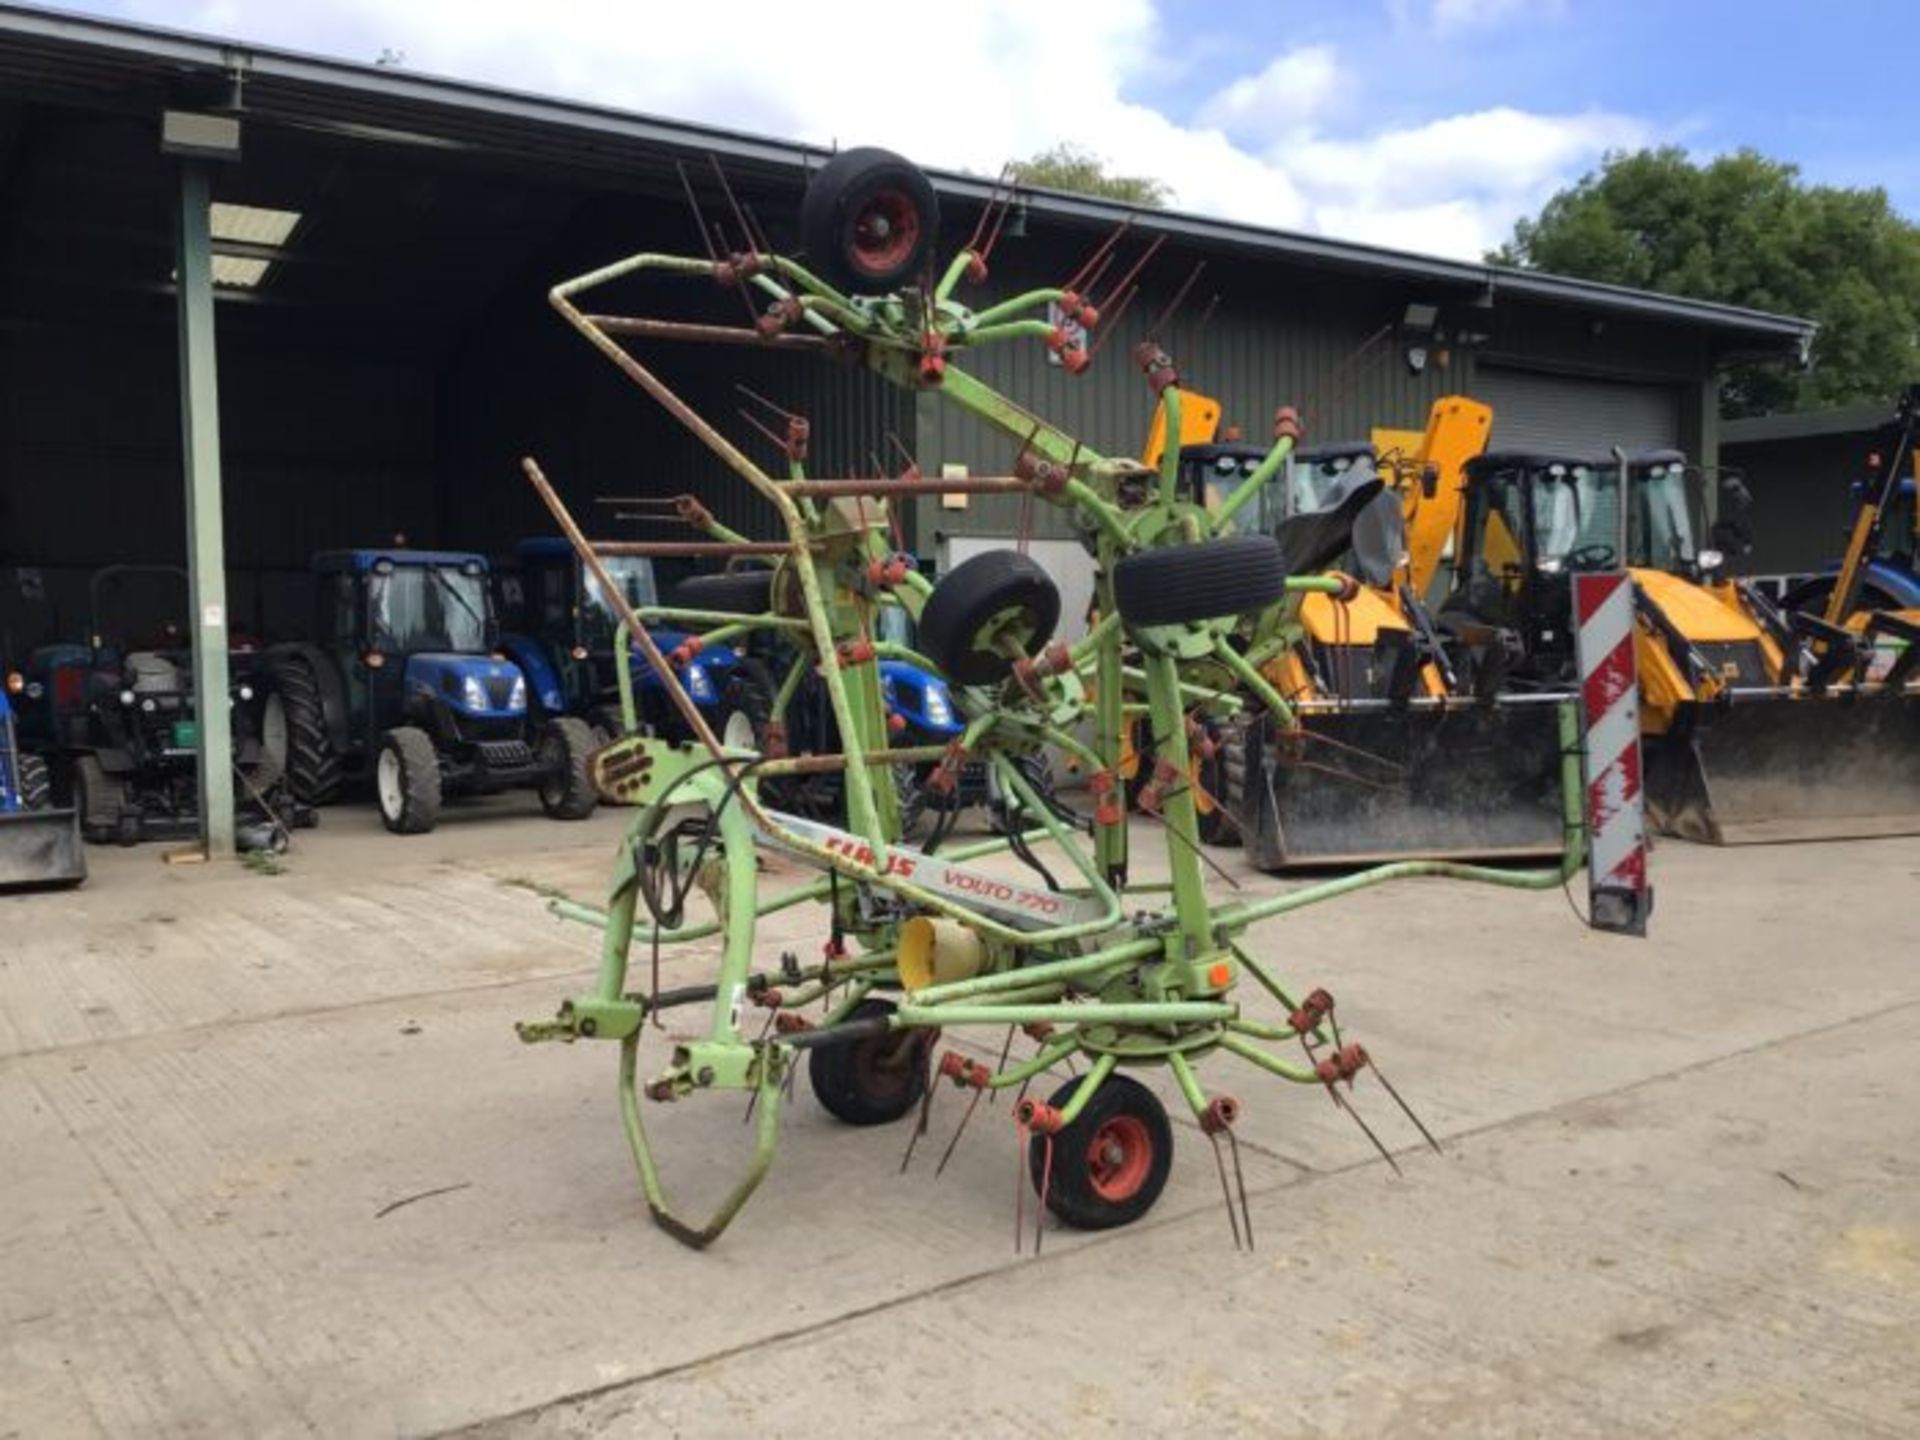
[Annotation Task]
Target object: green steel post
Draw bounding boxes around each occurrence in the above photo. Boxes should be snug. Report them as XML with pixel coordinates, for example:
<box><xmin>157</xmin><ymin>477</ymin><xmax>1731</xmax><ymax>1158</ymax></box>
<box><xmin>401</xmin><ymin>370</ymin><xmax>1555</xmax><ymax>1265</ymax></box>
<box><xmin>174</xmin><ymin>161</ymin><xmax>235</xmax><ymax>858</ymax></box>
<box><xmin>1144</xmin><ymin>651</ymin><xmax>1214</xmax><ymax>945</ymax></box>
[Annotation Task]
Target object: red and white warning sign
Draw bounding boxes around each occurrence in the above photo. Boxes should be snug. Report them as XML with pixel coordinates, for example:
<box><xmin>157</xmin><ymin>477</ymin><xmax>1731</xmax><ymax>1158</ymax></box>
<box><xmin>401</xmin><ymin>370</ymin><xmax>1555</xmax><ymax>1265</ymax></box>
<box><xmin>1573</xmin><ymin>572</ymin><xmax>1652</xmax><ymax>936</ymax></box>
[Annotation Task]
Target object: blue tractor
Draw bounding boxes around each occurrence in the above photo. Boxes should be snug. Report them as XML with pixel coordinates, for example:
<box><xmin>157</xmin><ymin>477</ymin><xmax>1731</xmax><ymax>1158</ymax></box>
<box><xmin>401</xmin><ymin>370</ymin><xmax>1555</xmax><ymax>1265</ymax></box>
<box><xmin>495</xmin><ymin>539</ymin><xmax>774</xmax><ymax>751</ymax></box>
<box><xmin>1</xmin><ymin>671</ymin><xmax>85</xmax><ymax>889</ymax></box>
<box><xmin>262</xmin><ymin>550</ymin><xmax>598</xmax><ymax>835</ymax></box>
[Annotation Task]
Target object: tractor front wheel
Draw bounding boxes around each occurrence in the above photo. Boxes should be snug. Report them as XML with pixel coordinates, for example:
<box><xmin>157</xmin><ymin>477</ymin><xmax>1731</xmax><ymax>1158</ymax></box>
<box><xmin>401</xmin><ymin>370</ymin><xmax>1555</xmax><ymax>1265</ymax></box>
<box><xmin>808</xmin><ymin>997</ymin><xmax>930</xmax><ymax>1126</ymax></box>
<box><xmin>717</xmin><ymin>658</ymin><xmax>775</xmax><ymax>754</ymax></box>
<box><xmin>537</xmin><ymin>717</ymin><xmax>599</xmax><ymax>820</ymax></box>
<box><xmin>376</xmin><ymin>727</ymin><xmax>442</xmax><ymax>835</ymax></box>
<box><xmin>1030</xmin><ymin>1073</ymin><xmax>1173</xmax><ymax>1231</ymax></box>
<box><xmin>269</xmin><ymin>657</ymin><xmax>342</xmax><ymax>804</ymax></box>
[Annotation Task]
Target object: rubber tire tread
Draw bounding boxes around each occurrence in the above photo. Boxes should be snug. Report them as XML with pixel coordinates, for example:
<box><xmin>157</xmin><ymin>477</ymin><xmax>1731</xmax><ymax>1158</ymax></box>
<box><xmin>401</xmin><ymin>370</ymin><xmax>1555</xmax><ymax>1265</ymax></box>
<box><xmin>270</xmin><ymin>657</ymin><xmax>342</xmax><ymax>805</ymax></box>
<box><xmin>808</xmin><ymin>998</ymin><xmax>929</xmax><ymax>1126</ymax></box>
<box><xmin>73</xmin><ymin>754</ymin><xmax>127</xmax><ymax>844</ymax></box>
<box><xmin>798</xmin><ymin>147</ymin><xmax>940</xmax><ymax>295</ymax></box>
<box><xmin>378</xmin><ymin>727</ymin><xmax>442</xmax><ymax>835</ymax></box>
<box><xmin>1029</xmin><ymin>1072</ymin><xmax>1174</xmax><ymax>1231</ymax></box>
<box><xmin>16</xmin><ymin>752</ymin><xmax>52</xmax><ymax>810</ymax></box>
<box><xmin>537</xmin><ymin>716</ymin><xmax>599</xmax><ymax>820</ymax></box>
<box><xmin>1113</xmin><ymin>535</ymin><xmax>1288</xmax><ymax>628</ymax></box>
<box><xmin>671</xmin><ymin>571</ymin><xmax>774</xmax><ymax>616</ymax></box>
<box><xmin>920</xmin><ymin>549</ymin><xmax>1061</xmax><ymax>687</ymax></box>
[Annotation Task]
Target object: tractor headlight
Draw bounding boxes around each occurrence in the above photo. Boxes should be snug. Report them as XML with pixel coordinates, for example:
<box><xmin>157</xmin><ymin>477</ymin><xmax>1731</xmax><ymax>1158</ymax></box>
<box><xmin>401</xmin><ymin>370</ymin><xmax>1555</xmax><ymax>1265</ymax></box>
<box><xmin>461</xmin><ymin>674</ymin><xmax>489</xmax><ymax>711</ymax></box>
<box><xmin>922</xmin><ymin>683</ymin><xmax>953</xmax><ymax>725</ymax></box>
<box><xmin>236</xmin><ymin>684</ymin><xmax>254</xmax><ymax>702</ymax></box>
<box><xmin>1536</xmin><ymin>557</ymin><xmax>1564</xmax><ymax>576</ymax></box>
<box><xmin>140</xmin><ymin>697</ymin><xmax>157</xmax><ymax>713</ymax></box>
<box><xmin>684</xmin><ymin>664</ymin><xmax>714</xmax><ymax>702</ymax></box>
<box><xmin>507</xmin><ymin>675</ymin><xmax>527</xmax><ymax>712</ymax></box>
<box><xmin>120</xmin><ymin>688</ymin><xmax>136</xmax><ymax>707</ymax></box>
<box><xmin>1696</xmin><ymin>548</ymin><xmax>1725</xmax><ymax>575</ymax></box>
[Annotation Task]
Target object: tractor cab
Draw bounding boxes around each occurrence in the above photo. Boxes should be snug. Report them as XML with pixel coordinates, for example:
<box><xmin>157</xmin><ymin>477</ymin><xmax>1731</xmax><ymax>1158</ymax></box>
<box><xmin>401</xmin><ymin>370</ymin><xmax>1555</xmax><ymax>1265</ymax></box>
<box><xmin>499</xmin><ymin>538</ymin><xmax>755</xmax><ymax>739</ymax></box>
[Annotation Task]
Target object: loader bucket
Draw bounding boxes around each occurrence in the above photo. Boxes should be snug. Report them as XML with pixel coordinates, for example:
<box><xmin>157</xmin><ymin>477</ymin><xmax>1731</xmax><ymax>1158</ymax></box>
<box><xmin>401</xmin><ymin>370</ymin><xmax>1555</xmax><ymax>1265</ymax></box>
<box><xmin>1239</xmin><ymin>699</ymin><xmax>1568</xmax><ymax>871</ymax></box>
<box><xmin>0</xmin><ymin>805</ymin><xmax>87</xmax><ymax>890</ymax></box>
<box><xmin>1645</xmin><ymin>689</ymin><xmax>1920</xmax><ymax>845</ymax></box>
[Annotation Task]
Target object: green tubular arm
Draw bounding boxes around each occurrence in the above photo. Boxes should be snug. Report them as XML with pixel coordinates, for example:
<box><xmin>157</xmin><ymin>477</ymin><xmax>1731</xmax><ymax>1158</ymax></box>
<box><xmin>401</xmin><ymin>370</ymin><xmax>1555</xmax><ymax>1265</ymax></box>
<box><xmin>873</xmin><ymin>641</ymin><xmax>944</xmax><ymax>674</ymax></box>
<box><xmin>910</xmin><ymin>933</ymin><xmax>1162</xmax><ymax>1007</ymax></box>
<box><xmin>772</xmin><ymin>652</ymin><xmax>808</xmax><ymax>723</ymax></box>
<box><xmin>1211</xmin><ymin>638</ymin><xmax>1298</xmax><ymax>731</ymax></box>
<box><xmin>966</xmin><ymin>288</ymin><xmax>1069</xmax><ymax>331</ymax></box>
<box><xmin>994</xmin><ymin>752</ymin><xmax>1123</xmax><ymax>919</ymax></box>
<box><xmin>896</xmin><ymin>1001</ymin><xmax>1234</xmax><ymax>1028</ymax></box>
<box><xmin>1211</xmin><ymin>430</ymin><xmax>1299</xmax><ymax>536</ymax></box>
<box><xmin>965</xmin><ymin>320</ymin><xmax>1062</xmax><ymax>347</ymax></box>
<box><xmin>636</xmin><ymin>606</ymin><xmax>810</xmax><ymax>634</ymax></box>
<box><xmin>1156</xmin><ymin>387</ymin><xmax>1184</xmax><ymax>505</ymax></box>
<box><xmin>1218</xmin><ymin>1032</ymin><xmax>1320</xmax><ymax>1085</ymax></box>
<box><xmin>988</xmin><ymin>1037</ymin><xmax>1085</xmax><ymax>1090</ymax></box>
<box><xmin>934</xmin><ymin>249</ymin><xmax>976</xmax><ymax>305</ymax></box>
<box><xmin>1053</xmin><ymin>1053</ymin><xmax>1119</xmax><ymax>1126</ymax></box>
<box><xmin>1166</xmin><ymin>1051</ymin><xmax>1210</xmax><ymax>1118</ymax></box>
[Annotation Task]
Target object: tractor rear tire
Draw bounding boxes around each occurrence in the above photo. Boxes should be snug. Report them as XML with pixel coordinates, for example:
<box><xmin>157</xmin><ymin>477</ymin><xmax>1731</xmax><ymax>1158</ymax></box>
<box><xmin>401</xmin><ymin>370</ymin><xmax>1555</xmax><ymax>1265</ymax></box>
<box><xmin>799</xmin><ymin>147</ymin><xmax>940</xmax><ymax>295</ymax></box>
<box><xmin>376</xmin><ymin>727</ymin><xmax>441</xmax><ymax>835</ymax></box>
<box><xmin>72</xmin><ymin>754</ymin><xmax>129</xmax><ymax>845</ymax></box>
<box><xmin>270</xmin><ymin>657</ymin><xmax>342</xmax><ymax>805</ymax></box>
<box><xmin>1029</xmin><ymin>1073</ymin><xmax>1174</xmax><ymax>1231</ymax></box>
<box><xmin>920</xmin><ymin>550</ymin><xmax>1061</xmax><ymax>687</ymax></box>
<box><xmin>537</xmin><ymin>717</ymin><xmax>599</xmax><ymax>820</ymax></box>
<box><xmin>1113</xmin><ymin>536</ymin><xmax>1288</xmax><ymax>628</ymax></box>
<box><xmin>16</xmin><ymin>752</ymin><xmax>52</xmax><ymax>810</ymax></box>
<box><xmin>808</xmin><ymin>997</ymin><xmax>930</xmax><ymax>1126</ymax></box>
<box><xmin>671</xmin><ymin>571</ymin><xmax>773</xmax><ymax>616</ymax></box>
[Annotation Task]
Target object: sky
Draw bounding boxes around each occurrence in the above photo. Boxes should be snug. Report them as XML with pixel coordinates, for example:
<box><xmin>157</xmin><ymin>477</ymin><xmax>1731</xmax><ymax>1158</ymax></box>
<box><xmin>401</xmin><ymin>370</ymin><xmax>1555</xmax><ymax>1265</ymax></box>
<box><xmin>55</xmin><ymin>0</ymin><xmax>1920</xmax><ymax>262</ymax></box>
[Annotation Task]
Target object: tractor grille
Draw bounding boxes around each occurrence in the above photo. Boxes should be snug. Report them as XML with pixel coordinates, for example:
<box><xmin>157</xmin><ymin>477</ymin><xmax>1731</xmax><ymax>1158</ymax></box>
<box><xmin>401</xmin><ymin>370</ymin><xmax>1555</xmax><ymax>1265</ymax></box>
<box><xmin>485</xmin><ymin>675</ymin><xmax>516</xmax><ymax>709</ymax></box>
<box><xmin>452</xmin><ymin>713</ymin><xmax>523</xmax><ymax>744</ymax></box>
<box><xmin>476</xmin><ymin>739</ymin><xmax>536</xmax><ymax>772</ymax></box>
<box><xmin>1694</xmin><ymin>641</ymin><xmax>1771</xmax><ymax>688</ymax></box>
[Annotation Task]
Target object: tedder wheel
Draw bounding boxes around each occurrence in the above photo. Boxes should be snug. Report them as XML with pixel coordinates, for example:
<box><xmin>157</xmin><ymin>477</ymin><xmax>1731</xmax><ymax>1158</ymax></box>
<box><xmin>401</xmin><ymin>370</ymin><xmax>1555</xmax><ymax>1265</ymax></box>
<box><xmin>671</xmin><ymin>570</ymin><xmax>774</xmax><ymax>616</ymax></box>
<box><xmin>537</xmin><ymin>716</ymin><xmax>599</xmax><ymax>820</ymax></box>
<box><xmin>1113</xmin><ymin>535</ymin><xmax>1288</xmax><ymax>629</ymax></box>
<box><xmin>16</xmin><ymin>751</ymin><xmax>52</xmax><ymax>811</ymax></box>
<box><xmin>799</xmin><ymin>147</ymin><xmax>940</xmax><ymax>295</ymax></box>
<box><xmin>268</xmin><ymin>656</ymin><xmax>342</xmax><ymax>804</ymax></box>
<box><xmin>808</xmin><ymin>997</ymin><xmax>930</xmax><ymax>1126</ymax></box>
<box><xmin>375</xmin><ymin>726</ymin><xmax>442</xmax><ymax>835</ymax></box>
<box><xmin>72</xmin><ymin>754</ymin><xmax>129</xmax><ymax>845</ymax></box>
<box><xmin>919</xmin><ymin>550</ymin><xmax>1061</xmax><ymax>687</ymax></box>
<box><xmin>1030</xmin><ymin>1073</ymin><xmax>1174</xmax><ymax>1231</ymax></box>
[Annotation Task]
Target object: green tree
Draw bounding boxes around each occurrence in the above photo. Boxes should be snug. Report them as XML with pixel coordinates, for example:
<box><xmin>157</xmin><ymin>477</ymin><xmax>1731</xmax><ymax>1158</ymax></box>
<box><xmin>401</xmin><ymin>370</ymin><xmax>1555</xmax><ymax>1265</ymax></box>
<box><xmin>1009</xmin><ymin>143</ymin><xmax>1172</xmax><ymax>209</ymax></box>
<box><xmin>1491</xmin><ymin>148</ymin><xmax>1920</xmax><ymax>416</ymax></box>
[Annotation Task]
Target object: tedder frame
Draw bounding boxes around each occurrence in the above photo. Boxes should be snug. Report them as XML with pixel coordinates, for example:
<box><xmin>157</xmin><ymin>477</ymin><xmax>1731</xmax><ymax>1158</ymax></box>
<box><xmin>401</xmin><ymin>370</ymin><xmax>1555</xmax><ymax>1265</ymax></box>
<box><xmin>514</xmin><ymin>148</ymin><xmax>1622</xmax><ymax>1248</ymax></box>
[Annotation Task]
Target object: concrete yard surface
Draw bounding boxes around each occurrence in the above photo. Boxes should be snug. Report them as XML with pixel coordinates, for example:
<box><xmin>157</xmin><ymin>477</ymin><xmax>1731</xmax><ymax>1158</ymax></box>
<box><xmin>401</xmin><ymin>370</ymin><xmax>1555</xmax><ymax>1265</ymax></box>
<box><xmin>3</xmin><ymin>803</ymin><xmax>1918</xmax><ymax>1438</ymax></box>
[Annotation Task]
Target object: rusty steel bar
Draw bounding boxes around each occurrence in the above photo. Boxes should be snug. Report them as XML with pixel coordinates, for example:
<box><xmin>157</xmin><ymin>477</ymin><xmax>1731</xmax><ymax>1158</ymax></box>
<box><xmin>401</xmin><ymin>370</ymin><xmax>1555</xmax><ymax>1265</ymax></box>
<box><xmin>589</xmin><ymin>540</ymin><xmax>809</xmax><ymax>556</ymax></box>
<box><xmin>584</xmin><ymin>314</ymin><xmax>831</xmax><ymax>350</ymax></box>
<box><xmin>757</xmin><ymin>746</ymin><xmax>946</xmax><ymax>778</ymax></box>
<box><xmin>780</xmin><ymin>477</ymin><xmax>1036</xmax><ymax>499</ymax></box>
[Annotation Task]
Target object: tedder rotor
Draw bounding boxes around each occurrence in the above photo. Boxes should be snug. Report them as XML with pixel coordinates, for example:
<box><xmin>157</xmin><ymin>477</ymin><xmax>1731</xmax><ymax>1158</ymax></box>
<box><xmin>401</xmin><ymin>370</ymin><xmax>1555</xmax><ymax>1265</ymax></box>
<box><xmin>513</xmin><ymin>147</ymin><xmax>1645</xmax><ymax>1248</ymax></box>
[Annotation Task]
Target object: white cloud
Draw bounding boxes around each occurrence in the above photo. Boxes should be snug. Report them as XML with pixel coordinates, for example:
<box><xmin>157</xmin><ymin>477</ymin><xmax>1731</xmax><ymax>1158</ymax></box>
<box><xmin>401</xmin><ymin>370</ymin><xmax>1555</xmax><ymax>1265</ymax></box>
<box><xmin>1431</xmin><ymin>0</ymin><xmax>1558</xmax><ymax>31</ymax></box>
<box><xmin>111</xmin><ymin>0</ymin><xmax>1643</xmax><ymax>259</ymax></box>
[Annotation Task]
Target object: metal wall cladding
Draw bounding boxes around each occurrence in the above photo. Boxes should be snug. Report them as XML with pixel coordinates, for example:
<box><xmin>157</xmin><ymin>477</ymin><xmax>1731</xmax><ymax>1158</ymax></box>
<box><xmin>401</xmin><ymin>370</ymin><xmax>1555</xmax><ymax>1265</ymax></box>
<box><xmin>913</xmin><ymin>231</ymin><xmax>1503</xmax><ymax>555</ymax></box>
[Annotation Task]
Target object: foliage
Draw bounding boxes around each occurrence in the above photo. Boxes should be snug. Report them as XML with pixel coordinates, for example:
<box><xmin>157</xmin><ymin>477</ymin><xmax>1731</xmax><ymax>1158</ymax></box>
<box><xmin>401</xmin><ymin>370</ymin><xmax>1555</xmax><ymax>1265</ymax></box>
<box><xmin>1008</xmin><ymin>143</ymin><xmax>1172</xmax><ymax>209</ymax></box>
<box><xmin>1491</xmin><ymin>148</ymin><xmax>1920</xmax><ymax>416</ymax></box>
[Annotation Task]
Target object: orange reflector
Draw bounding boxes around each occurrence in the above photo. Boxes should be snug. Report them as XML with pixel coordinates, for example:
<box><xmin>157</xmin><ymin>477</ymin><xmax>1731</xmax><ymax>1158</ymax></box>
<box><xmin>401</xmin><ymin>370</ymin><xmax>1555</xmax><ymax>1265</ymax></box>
<box><xmin>363</xmin><ymin>651</ymin><xmax>386</xmax><ymax>669</ymax></box>
<box><xmin>1207</xmin><ymin>961</ymin><xmax>1232</xmax><ymax>988</ymax></box>
<box><xmin>4</xmin><ymin>671</ymin><xmax>21</xmax><ymax>695</ymax></box>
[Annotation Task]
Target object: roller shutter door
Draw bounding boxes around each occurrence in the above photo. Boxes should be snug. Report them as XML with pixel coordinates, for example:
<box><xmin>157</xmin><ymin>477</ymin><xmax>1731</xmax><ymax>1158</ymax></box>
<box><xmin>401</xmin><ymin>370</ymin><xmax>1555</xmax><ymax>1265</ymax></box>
<box><xmin>1477</xmin><ymin>366</ymin><xmax>1680</xmax><ymax>456</ymax></box>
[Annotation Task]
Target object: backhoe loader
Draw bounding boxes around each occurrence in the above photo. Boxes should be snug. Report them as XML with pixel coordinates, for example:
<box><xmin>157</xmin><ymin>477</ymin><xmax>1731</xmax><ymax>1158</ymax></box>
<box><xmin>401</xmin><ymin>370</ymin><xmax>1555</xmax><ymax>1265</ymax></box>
<box><xmin>1440</xmin><ymin>448</ymin><xmax>1920</xmax><ymax>844</ymax></box>
<box><xmin>1177</xmin><ymin>398</ymin><xmax>1574</xmax><ymax>869</ymax></box>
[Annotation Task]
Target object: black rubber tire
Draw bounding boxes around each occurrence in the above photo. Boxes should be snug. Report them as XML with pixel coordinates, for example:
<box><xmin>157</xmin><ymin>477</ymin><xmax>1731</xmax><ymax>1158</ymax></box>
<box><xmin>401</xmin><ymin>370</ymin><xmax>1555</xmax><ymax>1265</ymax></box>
<box><xmin>799</xmin><ymin>147</ymin><xmax>940</xmax><ymax>295</ymax></box>
<box><xmin>269</xmin><ymin>657</ymin><xmax>342</xmax><ymax>805</ymax></box>
<box><xmin>72</xmin><ymin>754</ymin><xmax>128</xmax><ymax>845</ymax></box>
<box><xmin>671</xmin><ymin>571</ymin><xmax>774</xmax><ymax>617</ymax></box>
<box><xmin>716</xmin><ymin>657</ymin><xmax>776</xmax><ymax>752</ymax></box>
<box><xmin>808</xmin><ymin>997</ymin><xmax>930</xmax><ymax>1126</ymax></box>
<box><xmin>1029</xmin><ymin>1072</ymin><xmax>1174</xmax><ymax>1231</ymax></box>
<box><xmin>892</xmin><ymin>762</ymin><xmax>933</xmax><ymax>842</ymax></box>
<box><xmin>1113</xmin><ymin>536</ymin><xmax>1288</xmax><ymax>628</ymax></box>
<box><xmin>1194</xmin><ymin>720</ymin><xmax>1244</xmax><ymax>848</ymax></box>
<box><xmin>376</xmin><ymin>726</ymin><xmax>442</xmax><ymax>835</ymax></box>
<box><xmin>537</xmin><ymin>717</ymin><xmax>599</xmax><ymax>820</ymax></box>
<box><xmin>920</xmin><ymin>550</ymin><xmax>1061</xmax><ymax>687</ymax></box>
<box><xmin>16</xmin><ymin>751</ymin><xmax>52</xmax><ymax>811</ymax></box>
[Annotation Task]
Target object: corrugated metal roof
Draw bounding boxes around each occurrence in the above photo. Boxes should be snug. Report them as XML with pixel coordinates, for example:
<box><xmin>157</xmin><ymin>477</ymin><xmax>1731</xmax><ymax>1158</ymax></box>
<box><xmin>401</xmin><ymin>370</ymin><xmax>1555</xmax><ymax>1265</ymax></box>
<box><xmin>0</xmin><ymin>1</ymin><xmax>1816</xmax><ymax>349</ymax></box>
<box><xmin>1722</xmin><ymin>404</ymin><xmax>1891</xmax><ymax>445</ymax></box>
